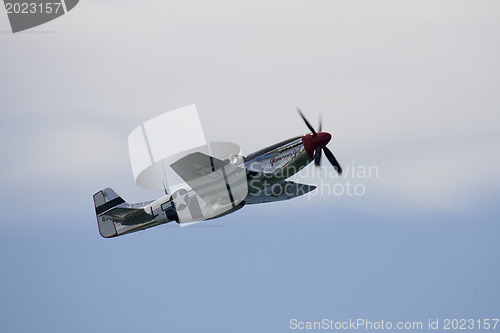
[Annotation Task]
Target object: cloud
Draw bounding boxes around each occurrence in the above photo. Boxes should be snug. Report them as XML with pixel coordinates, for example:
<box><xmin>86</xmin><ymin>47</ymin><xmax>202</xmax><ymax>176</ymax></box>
<box><xmin>0</xmin><ymin>0</ymin><xmax>499</xmax><ymax>223</ymax></box>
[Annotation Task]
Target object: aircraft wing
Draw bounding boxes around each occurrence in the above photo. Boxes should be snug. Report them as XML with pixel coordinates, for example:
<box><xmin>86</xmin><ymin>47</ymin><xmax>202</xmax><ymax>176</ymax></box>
<box><xmin>244</xmin><ymin>181</ymin><xmax>316</xmax><ymax>205</ymax></box>
<box><xmin>170</xmin><ymin>152</ymin><xmax>248</xmax><ymax>206</ymax></box>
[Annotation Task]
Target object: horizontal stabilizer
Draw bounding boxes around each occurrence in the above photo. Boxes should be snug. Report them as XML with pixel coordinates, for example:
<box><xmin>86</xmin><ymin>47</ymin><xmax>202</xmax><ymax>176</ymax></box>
<box><xmin>103</xmin><ymin>207</ymin><xmax>155</xmax><ymax>226</ymax></box>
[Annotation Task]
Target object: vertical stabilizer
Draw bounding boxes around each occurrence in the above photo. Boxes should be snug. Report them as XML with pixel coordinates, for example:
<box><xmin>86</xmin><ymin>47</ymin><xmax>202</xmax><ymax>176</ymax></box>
<box><xmin>93</xmin><ymin>188</ymin><xmax>125</xmax><ymax>238</ymax></box>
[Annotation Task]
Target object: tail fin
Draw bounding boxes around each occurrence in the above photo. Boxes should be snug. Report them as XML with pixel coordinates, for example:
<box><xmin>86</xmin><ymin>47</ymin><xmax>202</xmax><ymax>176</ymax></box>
<box><xmin>93</xmin><ymin>187</ymin><xmax>163</xmax><ymax>238</ymax></box>
<box><xmin>94</xmin><ymin>188</ymin><xmax>125</xmax><ymax>215</ymax></box>
<box><xmin>93</xmin><ymin>187</ymin><xmax>125</xmax><ymax>238</ymax></box>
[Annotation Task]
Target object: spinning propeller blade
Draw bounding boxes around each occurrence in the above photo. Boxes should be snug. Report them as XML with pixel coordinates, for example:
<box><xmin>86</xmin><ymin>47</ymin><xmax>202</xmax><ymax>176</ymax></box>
<box><xmin>314</xmin><ymin>146</ymin><xmax>322</xmax><ymax>166</ymax></box>
<box><xmin>323</xmin><ymin>146</ymin><xmax>343</xmax><ymax>174</ymax></box>
<box><xmin>297</xmin><ymin>107</ymin><xmax>317</xmax><ymax>135</ymax></box>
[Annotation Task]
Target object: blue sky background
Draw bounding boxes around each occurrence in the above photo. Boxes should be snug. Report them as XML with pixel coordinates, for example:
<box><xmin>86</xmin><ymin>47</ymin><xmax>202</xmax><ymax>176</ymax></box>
<box><xmin>1</xmin><ymin>1</ymin><xmax>499</xmax><ymax>332</ymax></box>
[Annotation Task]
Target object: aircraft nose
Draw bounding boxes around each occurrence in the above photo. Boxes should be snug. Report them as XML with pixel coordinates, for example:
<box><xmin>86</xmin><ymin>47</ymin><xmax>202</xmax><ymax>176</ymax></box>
<box><xmin>301</xmin><ymin>132</ymin><xmax>332</xmax><ymax>159</ymax></box>
<box><xmin>315</xmin><ymin>132</ymin><xmax>332</xmax><ymax>147</ymax></box>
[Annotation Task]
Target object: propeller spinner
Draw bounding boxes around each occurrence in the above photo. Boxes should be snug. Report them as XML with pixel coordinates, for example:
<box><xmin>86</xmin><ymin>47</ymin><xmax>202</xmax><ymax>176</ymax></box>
<box><xmin>298</xmin><ymin>107</ymin><xmax>342</xmax><ymax>174</ymax></box>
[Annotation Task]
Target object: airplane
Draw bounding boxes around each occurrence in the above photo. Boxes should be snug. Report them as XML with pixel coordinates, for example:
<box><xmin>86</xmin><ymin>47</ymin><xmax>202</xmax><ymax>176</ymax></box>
<box><xmin>93</xmin><ymin>108</ymin><xmax>342</xmax><ymax>238</ymax></box>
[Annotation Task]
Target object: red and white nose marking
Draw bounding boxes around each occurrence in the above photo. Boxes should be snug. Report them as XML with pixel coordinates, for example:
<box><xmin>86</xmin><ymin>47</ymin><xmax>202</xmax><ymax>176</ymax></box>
<box><xmin>301</xmin><ymin>132</ymin><xmax>332</xmax><ymax>159</ymax></box>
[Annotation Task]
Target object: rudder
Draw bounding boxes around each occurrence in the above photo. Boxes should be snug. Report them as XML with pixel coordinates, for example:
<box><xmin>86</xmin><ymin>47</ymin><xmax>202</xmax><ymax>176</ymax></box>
<box><xmin>93</xmin><ymin>187</ymin><xmax>125</xmax><ymax>238</ymax></box>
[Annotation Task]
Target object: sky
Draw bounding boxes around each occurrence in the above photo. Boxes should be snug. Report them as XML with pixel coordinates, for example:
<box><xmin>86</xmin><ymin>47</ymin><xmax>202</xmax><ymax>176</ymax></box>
<box><xmin>1</xmin><ymin>1</ymin><xmax>499</xmax><ymax>332</ymax></box>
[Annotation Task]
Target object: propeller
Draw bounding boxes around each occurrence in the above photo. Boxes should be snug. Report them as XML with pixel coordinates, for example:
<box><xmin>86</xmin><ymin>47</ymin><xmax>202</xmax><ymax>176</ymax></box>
<box><xmin>297</xmin><ymin>107</ymin><xmax>342</xmax><ymax>174</ymax></box>
<box><xmin>298</xmin><ymin>107</ymin><xmax>317</xmax><ymax>135</ymax></box>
